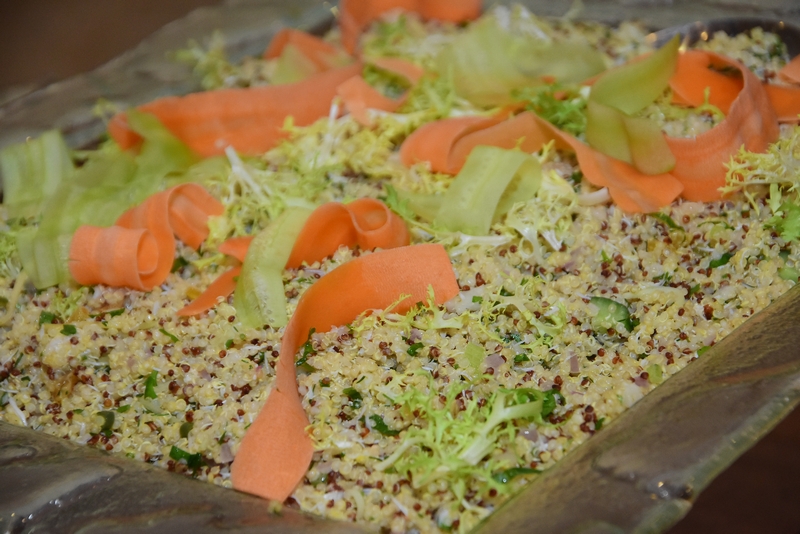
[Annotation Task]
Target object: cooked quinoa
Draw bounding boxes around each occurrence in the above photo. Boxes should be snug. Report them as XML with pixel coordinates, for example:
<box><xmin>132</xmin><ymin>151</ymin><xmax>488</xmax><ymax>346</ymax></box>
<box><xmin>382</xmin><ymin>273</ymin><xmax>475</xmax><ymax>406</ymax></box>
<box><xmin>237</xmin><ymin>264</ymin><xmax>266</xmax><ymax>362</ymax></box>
<box><xmin>1</xmin><ymin>5</ymin><xmax>799</xmax><ymax>534</ymax></box>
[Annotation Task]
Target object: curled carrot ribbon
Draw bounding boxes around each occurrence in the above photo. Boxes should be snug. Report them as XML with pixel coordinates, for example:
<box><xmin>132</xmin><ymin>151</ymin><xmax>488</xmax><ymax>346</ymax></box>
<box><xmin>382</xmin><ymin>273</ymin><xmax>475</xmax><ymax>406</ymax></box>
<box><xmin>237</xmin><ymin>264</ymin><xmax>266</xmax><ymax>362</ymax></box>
<box><xmin>178</xmin><ymin>198</ymin><xmax>409</xmax><ymax>316</ymax></box>
<box><xmin>69</xmin><ymin>184</ymin><xmax>223</xmax><ymax>291</ymax></box>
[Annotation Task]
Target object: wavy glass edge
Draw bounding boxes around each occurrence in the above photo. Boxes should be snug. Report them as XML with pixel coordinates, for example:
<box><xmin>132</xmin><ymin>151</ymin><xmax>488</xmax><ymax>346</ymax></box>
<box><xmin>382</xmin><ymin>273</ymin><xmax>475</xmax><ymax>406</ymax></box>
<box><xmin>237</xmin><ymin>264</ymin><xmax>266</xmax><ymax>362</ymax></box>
<box><xmin>2</xmin><ymin>1</ymin><xmax>800</xmax><ymax>533</ymax></box>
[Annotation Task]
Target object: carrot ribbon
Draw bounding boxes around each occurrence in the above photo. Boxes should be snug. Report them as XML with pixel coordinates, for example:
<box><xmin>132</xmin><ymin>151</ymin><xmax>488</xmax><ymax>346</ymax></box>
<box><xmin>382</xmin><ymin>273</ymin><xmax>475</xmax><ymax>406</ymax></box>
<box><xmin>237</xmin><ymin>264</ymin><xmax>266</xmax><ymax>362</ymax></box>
<box><xmin>109</xmin><ymin>63</ymin><xmax>363</xmax><ymax>157</ymax></box>
<box><xmin>666</xmin><ymin>50</ymin><xmax>780</xmax><ymax>201</ymax></box>
<box><xmin>670</xmin><ymin>50</ymin><xmax>800</xmax><ymax>124</ymax></box>
<box><xmin>338</xmin><ymin>57</ymin><xmax>425</xmax><ymax>125</ymax></box>
<box><xmin>400</xmin><ymin>49</ymin><xmax>786</xmax><ymax>211</ymax></box>
<box><xmin>177</xmin><ymin>198</ymin><xmax>409</xmax><ymax>316</ymax></box>
<box><xmin>779</xmin><ymin>54</ymin><xmax>800</xmax><ymax>84</ymax></box>
<box><xmin>400</xmin><ymin>111</ymin><xmax>550</xmax><ymax>174</ymax></box>
<box><xmin>399</xmin><ymin>110</ymin><xmax>683</xmax><ymax>212</ymax></box>
<box><xmin>230</xmin><ymin>243</ymin><xmax>459</xmax><ymax>502</ymax></box>
<box><xmin>69</xmin><ymin>184</ymin><xmax>223</xmax><ymax>291</ymax></box>
<box><xmin>264</xmin><ymin>28</ymin><xmax>349</xmax><ymax>71</ymax></box>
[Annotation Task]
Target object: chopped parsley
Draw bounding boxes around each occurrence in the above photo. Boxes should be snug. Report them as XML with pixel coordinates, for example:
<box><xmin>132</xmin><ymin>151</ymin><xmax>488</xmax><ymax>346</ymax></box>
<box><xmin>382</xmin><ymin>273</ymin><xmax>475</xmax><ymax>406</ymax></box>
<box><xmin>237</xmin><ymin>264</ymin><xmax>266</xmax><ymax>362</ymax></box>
<box><xmin>767</xmin><ymin>201</ymin><xmax>800</xmax><ymax>242</ymax></box>
<box><xmin>709</xmin><ymin>253</ymin><xmax>732</xmax><ymax>269</ymax></box>
<box><xmin>144</xmin><ymin>370</ymin><xmax>158</xmax><ymax>399</ymax></box>
<box><xmin>169</xmin><ymin>446</ymin><xmax>205</xmax><ymax>470</ymax></box>
<box><xmin>369</xmin><ymin>414</ymin><xmax>400</xmax><ymax>436</ymax></box>
<box><xmin>296</xmin><ymin>328</ymin><xmax>317</xmax><ymax>372</ymax></box>
<box><xmin>159</xmin><ymin>328</ymin><xmax>179</xmax><ymax>343</ymax></box>
<box><xmin>180</xmin><ymin>422</ymin><xmax>194</xmax><ymax>438</ymax></box>
<box><xmin>97</xmin><ymin>411</ymin><xmax>115</xmax><ymax>437</ymax></box>
<box><xmin>595</xmin><ymin>417</ymin><xmax>606</xmax><ymax>430</ymax></box>
<box><xmin>171</xmin><ymin>256</ymin><xmax>189</xmax><ymax>272</ymax></box>
<box><xmin>649</xmin><ymin>212</ymin><xmax>684</xmax><ymax>231</ymax></box>
<box><xmin>60</xmin><ymin>324</ymin><xmax>77</xmax><ymax>336</ymax></box>
<box><xmin>407</xmin><ymin>342</ymin><xmax>424</xmax><ymax>356</ymax></box>
<box><xmin>343</xmin><ymin>387</ymin><xmax>363</xmax><ymax>409</ymax></box>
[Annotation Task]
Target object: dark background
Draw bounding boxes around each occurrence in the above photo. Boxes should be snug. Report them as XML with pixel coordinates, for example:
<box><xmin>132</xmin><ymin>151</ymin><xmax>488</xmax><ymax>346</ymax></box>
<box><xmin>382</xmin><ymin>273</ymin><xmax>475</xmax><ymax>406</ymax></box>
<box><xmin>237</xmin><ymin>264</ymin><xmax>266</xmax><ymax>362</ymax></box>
<box><xmin>1</xmin><ymin>1</ymin><xmax>799</xmax><ymax>532</ymax></box>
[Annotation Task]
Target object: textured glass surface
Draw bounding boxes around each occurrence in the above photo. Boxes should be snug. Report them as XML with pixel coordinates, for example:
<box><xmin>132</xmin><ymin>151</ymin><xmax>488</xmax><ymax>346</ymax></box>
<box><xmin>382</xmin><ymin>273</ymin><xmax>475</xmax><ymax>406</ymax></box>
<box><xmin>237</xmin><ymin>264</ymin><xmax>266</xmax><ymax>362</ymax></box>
<box><xmin>1</xmin><ymin>2</ymin><xmax>800</xmax><ymax>533</ymax></box>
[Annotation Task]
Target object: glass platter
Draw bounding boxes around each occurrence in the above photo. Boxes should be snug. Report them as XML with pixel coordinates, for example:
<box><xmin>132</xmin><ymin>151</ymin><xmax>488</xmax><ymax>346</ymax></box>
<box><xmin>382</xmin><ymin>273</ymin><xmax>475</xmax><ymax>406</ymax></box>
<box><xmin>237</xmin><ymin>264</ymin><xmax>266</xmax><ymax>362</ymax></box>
<box><xmin>1</xmin><ymin>1</ymin><xmax>800</xmax><ymax>532</ymax></box>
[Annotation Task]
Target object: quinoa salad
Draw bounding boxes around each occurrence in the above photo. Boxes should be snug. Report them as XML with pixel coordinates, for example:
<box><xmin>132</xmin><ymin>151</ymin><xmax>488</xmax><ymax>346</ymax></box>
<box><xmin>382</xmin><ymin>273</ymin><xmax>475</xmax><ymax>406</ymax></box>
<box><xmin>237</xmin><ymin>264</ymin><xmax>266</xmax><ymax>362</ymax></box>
<box><xmin>2</xmin><ymin>4</ymin><xmax>800</xmax><ymax>533</ymax></box>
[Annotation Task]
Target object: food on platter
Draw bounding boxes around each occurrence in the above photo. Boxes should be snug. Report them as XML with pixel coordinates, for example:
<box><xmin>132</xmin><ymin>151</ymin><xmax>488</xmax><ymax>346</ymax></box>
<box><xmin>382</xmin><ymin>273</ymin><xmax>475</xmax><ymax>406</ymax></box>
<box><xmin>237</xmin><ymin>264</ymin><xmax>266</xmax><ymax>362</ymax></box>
<box><xmin>2</xmin><ymin>2</ymin><xmax>800</xmax><ymax>532</ymax></box>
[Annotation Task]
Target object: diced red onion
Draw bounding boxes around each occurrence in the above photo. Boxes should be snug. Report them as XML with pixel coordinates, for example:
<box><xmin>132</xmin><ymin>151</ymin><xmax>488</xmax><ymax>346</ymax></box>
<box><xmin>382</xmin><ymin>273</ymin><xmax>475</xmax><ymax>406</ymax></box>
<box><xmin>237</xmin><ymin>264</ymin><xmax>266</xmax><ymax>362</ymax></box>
<box><xmin>520</xmin><ymin>425</ymin><xmax>539</xmax><ymax>442</ymax></box>
<box><xmin>485</xmin><ymin>352</ymin><xmax>505</xmax><ymax>370</ymax></box>
<box><xmin>569</xmin><ymin>355</ymin><xmax>579</xmax><ymax>375</ymax></box>
<box><xmin>219</xmin><ymin>443</ymin><xmax>234</xmax><ymax>463</ymax></box>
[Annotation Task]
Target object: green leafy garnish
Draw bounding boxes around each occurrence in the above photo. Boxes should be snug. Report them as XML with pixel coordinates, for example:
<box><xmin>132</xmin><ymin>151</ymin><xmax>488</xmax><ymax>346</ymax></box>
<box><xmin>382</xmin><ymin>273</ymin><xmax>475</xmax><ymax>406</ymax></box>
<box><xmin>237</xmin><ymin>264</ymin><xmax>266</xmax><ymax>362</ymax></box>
<box><xmin>116</xmin><ymin>405</ymin><xmax>131</xmax><ymax>413</ymax></box>
<box><xmin>382</xmin><ymin>184</ymin><xmax>415</xmax><ymax>220</ymax></box>
<box><xmin>369</xmin><ymin>414</ymin><xmax>400</xmax><ymax>436</ymax></box>
<box><xmin>708</xmin><ymin>253</ymin><xmax>732</xmax><ymax>269</ymax></box>
<box><xmin>144</xmin><ymin>370</ymin><xmax>158</xmax><ymax>399</ymax></box>
<box><xmin>515</xmin><ymin>84</ymin><xmax>587</xmax><ymax>136</ymax></box>
<box><xmin>169</xmin><ymin>445</ymin><xmax>205</xmax><ymax>470</ymax></box>
<box><xmin>159</xmin><ymin>328</ymin><xmax>179</xmax><ymax>343</ymax></box>
<box><xmin>595</xmin><ymin>417</ymin><xmax>605</xmax><ymax>430</ymax></box>
<box><xmin>171</xmin><ymin>256</ymin><xmax>189</xmax><ymax>273</ymax></box>
<box><xmin>653</xmin><ymin>272</ymin><xmax>672</xmax><ymax>284</ymax></box>
<box><xmin>649</xmin><ymin>212</ymin><xmax>684</xmax><ymax>231</ymax></box>
<box><xmin>38</xmin><ymin>311</ymin><xmax>56</xmax><ymax>325</ymax></box>
<box><xmin>590</xmin><ymin>297</ymin><xmax>636</xmax><ymax>333</ymax></box>
<box><xmin>295</xmin><ymin>328</ymin><xmax>317</xmax><ymax>372</ymax></box>
<box><xmin>376</xmin><ymin>383</ymin><xmax>558</xmax><ymax>500</ymax></box>
<box><xmin>464</xmin><ymin>343</ymin><xmax>485</xmax><ymax>372</ymax></box>
<box><xmin>180</xmin><ymin>422</ymin><xmax>194</xmax><ymax>439</ymax></box>
<box><xmin>299</xmin><ymin>328</ymin><xmax>316</xmax><ymax>360</ymax></box>
<box><xmin>646</xmin><ymin>364</ymin><xmax>664</xmax><ymax>385</ymax></box>
<box><xmin>407</xmin><ymin>342</ymin><xmax>424</xmax><ymax>356</ymax></box>
<box><xmin>363</xmin><ymin>63</ymin><xmax>410</xmax><ymax>99</ymax></box>
<box><xmin>343</xmin><ymin>387</ymin><xmax>363</xmax><ymax>409</ymax></box>
<box><xmin>60</xmin><ymin>324</ymin><xmax>77</xmax><ymax>336</ymax></box>
<box><xmin>97</xmin><ymin>411</ymin><xmax>115</xmax><ymax>437</ymax></box>
<box><xmin>767</xmin><ymin>201</ymin><xmax>800</xmax><ymax>242</ymax></box>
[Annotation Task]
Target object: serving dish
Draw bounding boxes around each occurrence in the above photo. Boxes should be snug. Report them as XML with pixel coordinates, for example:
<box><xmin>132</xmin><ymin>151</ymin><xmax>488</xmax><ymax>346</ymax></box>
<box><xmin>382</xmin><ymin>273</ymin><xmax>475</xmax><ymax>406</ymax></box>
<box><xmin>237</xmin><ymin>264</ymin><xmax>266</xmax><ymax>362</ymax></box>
<box><xmin>2</xmin><ymin>1</ymin><xmax>800</xmax><ymax>533</ymax></box>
